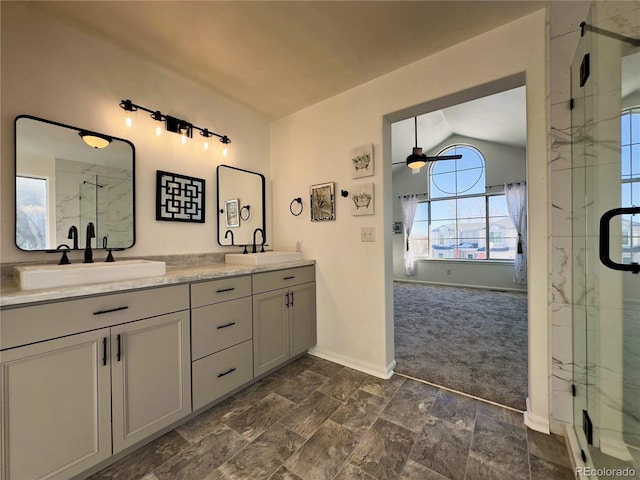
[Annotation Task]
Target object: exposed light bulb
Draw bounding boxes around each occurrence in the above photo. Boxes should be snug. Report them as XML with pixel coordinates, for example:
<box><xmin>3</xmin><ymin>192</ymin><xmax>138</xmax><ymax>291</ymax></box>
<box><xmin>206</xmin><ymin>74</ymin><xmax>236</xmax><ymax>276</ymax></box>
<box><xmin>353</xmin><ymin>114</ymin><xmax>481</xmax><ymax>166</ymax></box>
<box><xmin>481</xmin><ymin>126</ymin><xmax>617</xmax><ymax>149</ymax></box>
<box><xmin>204</xmin><ymin>140</ymin><xmax>209</xmax><ymax>151</ymax></box>
<box><xmin>181</xmin><ymin>134</ymin><xmax>187</xmax><ymax>144</ymax></box>
<box><xmin>125</xmin><ymin>113</ymin><xmax>133</xmax><ymax>128</ymax></box>
<box><xmin>222</xmin><ymin>146</ymin><xmax>228</xmax><ymax>157</ymax></box>
<box><xmin>155</xmin><ymin>125</ymin><xmax>162</xmax><ymax>136</ymax></box>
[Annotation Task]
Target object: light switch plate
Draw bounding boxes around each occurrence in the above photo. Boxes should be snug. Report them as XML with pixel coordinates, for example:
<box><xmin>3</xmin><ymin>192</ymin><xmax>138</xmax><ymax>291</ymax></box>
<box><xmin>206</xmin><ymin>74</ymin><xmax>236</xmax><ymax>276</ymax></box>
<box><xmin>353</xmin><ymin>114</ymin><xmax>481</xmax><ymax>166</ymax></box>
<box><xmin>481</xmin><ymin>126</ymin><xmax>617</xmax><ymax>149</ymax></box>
<box><xmin>361</xmin><ymin>227</ymin><xmax>375</xmax><ymax>242</ymax></box>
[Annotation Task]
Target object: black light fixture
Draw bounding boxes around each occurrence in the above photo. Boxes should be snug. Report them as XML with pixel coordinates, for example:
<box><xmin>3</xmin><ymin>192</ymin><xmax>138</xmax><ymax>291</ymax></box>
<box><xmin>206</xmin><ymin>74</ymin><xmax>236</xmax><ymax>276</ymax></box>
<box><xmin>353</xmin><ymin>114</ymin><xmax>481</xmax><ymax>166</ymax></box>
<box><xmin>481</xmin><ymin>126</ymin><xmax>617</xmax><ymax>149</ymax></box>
<box><xmin>406</xmin><ymin>116</ymin><xmax>462</xmax><ymax>169</ymax></box>
<box><xmin>79</xmin><ymin>130</ymin><xmax>112</xmax><ymax>149</ymax></box>
<box><xmin>119</xmin><ymin>99</ymin><xmax>231</xmax><ymax>149</ymax></box>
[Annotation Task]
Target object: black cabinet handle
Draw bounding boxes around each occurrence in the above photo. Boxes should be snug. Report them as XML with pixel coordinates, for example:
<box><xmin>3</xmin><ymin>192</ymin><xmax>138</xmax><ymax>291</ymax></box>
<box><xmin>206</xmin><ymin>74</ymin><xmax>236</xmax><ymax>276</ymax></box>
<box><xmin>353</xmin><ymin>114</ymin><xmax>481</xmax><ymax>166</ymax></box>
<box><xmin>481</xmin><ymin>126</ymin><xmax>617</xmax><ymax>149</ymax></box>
<box><xmin>285</xmin><ymin>292</ymin><xmax>290</xmax><ymax>308</ymax></box>
<box><xmin>102</xmin><ymin>337</ymin><xmax>107</xmax><ymax>366</ymax></box>
<box><xmin>116</xmin><ymin>334</ymin><xmax>121</xmax><ymax>362</ymax></box>
<box><xmin>218</xmin><ymin>367</ymin><xmax>236</xmax><ymax>378</ymax></box>
<box><xmin>93</xmin><ymin>306</ymin><xmax>129</xmax><ymax>316</ymax></box>
<box><xmin>283</xmin><ymin>276</ymin><xmax>296</xmax><ymax>280</ymax></box>
<box><xmin>599</xmin><ymin>207</ymin><xmax>640</xmax><ymax>273</ymax></box>
<box><xmin>291</xmin><ymin>291</ymin><xmax>295</xmax><ymax>306</ymax></box>
<box><xmin>217</xmin><ymin>322</ymin><xmax>236</xmax><ymax>330</ymax></box>
<box><xmin>216</xmin><ymin>287</ymin><xmax>236</xmax><ymax>293</ymax></box>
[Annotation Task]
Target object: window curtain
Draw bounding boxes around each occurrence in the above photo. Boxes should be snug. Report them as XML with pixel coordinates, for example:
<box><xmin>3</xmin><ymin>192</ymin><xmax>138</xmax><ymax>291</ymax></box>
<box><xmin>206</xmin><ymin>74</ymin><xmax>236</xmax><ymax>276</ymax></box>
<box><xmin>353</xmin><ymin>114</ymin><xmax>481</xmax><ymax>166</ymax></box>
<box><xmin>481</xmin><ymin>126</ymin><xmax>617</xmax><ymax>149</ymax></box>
<box><xmin>400</xmin><ymin>194</ymin><xmax>418</xmax><ymax>276</ymax></box>
<box><xmin>505</xmin><ymin>182</ymin><xmax>527</xmax><ymax>284</ymax></box>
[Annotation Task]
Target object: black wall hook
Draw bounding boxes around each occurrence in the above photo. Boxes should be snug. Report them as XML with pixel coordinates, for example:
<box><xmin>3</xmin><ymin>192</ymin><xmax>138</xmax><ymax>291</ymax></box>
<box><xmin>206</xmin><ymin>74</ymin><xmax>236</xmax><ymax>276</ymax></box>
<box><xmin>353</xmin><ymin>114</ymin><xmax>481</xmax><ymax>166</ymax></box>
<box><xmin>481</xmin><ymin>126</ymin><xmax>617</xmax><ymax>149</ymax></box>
<box><xmin>341</xmin><ymin>190</ymin><xmax>349</xmax><ymax>197</ymax></box>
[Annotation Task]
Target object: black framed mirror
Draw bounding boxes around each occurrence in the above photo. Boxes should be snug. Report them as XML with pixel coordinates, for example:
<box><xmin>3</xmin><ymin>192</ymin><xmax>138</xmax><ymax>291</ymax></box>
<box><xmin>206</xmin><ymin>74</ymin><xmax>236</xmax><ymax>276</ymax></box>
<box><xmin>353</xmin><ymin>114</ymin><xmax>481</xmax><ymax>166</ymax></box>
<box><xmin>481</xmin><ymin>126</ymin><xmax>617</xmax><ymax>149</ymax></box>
<box><xmin>216</xmin><ymin>165</ymin><xmax>265</xmax><ymax>246</ymax></box>
<box><xmin>15</xmin><ymin>115</ymin><xmax>135</xmax><ymax>251</ymax></box>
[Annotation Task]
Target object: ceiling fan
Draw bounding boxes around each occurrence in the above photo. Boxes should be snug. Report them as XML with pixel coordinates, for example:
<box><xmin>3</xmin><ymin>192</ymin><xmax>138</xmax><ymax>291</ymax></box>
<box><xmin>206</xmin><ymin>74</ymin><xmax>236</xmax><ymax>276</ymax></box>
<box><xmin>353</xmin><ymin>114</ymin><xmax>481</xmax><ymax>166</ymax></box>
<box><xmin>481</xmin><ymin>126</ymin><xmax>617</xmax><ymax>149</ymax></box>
<box><xmin>394</xmin><ymin>116</ymin><xmax>462</xmax><ymax>169</ymax></box>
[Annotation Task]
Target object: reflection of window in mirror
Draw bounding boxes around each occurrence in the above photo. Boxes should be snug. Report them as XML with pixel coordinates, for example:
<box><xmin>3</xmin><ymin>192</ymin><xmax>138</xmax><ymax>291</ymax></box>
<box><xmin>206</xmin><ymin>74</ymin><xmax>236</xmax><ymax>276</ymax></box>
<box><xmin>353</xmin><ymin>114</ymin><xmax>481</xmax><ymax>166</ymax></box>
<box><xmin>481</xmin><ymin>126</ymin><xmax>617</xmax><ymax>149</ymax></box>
<box><xmin>16</xmin><ymin>176</ymin><xmax>48</xmax><ymax>250</ymax></box>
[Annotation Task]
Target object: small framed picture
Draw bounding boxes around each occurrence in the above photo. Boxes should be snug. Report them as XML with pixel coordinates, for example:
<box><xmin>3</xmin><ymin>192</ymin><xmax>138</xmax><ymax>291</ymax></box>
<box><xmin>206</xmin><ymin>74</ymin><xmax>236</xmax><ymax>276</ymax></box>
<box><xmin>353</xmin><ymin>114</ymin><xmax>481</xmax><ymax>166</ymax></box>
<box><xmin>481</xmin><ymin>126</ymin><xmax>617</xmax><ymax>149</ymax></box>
<box><xmin>351</xmin><ymin>144</ymin><xmax>374</xmax><ymax>178</ymax></box>
<box><xmin>350</xmin><ymin>182</ymin><xmax>374</xmax><ymax>216</ymax></box>
<box><xmin>393</xmin><ymin>222</ymin><xmax>403</xmax><ymax>234</ymax></box>
<box><xmin>225</xmin><ymin>199</ymin><xmax>240</xmax><ymax>227</ymax></box>
<box><xmin>310</xmin><ymin>182</ymin><xmax>335</xmax><ymax>221</ymax></box>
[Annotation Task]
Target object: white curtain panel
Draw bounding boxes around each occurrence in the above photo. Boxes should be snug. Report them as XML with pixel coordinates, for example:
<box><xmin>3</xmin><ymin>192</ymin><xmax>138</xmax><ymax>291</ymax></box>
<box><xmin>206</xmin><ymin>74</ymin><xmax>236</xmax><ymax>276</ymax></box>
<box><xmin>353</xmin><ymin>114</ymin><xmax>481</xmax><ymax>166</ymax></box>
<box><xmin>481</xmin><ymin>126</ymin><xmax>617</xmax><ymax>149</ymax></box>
<box><xmin>505</xmin><ymin>182</ymin><xmax>528</xmax><ymax>284</ymax></box>
<box><xmin>400</xmin><ymin>194</ymin><xmax>418</xmax><ymax>276</ymax></box>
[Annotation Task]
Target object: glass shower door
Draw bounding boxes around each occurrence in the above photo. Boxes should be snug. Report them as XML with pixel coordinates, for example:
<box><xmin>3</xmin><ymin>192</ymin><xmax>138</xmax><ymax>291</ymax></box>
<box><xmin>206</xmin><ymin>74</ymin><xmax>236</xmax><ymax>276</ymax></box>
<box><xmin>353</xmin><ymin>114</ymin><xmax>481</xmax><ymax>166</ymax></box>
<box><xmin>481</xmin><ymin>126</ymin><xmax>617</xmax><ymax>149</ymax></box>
<box><xmin>572</xmin><ymin>3</ymin><xmax>640</xmax><ymax>476</ymax></box>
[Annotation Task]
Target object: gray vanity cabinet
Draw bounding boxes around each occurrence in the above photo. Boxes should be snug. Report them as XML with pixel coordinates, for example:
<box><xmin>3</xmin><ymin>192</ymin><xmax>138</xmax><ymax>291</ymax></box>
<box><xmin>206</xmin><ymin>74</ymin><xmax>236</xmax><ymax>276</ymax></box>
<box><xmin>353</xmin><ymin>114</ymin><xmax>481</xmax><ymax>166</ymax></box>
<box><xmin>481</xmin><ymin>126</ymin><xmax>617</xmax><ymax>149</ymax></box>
<box><xmin>0</xmin><ymin>328</ymin><xmax>112</xmax><ymax>480</ymax></box>
<box><xmin>0</xmin><ymin>285</ymin><xmax>191</xmax><ymax>480</ymax></box>
<box><xmin>190</xmin><ymin>276</ymin><xmax>254</xmax><ymax>411</ymax></box>
<box><xmin>252</xmin><ymin>266</ymin><xmax>316</xmax><ymax>377</ymax></box>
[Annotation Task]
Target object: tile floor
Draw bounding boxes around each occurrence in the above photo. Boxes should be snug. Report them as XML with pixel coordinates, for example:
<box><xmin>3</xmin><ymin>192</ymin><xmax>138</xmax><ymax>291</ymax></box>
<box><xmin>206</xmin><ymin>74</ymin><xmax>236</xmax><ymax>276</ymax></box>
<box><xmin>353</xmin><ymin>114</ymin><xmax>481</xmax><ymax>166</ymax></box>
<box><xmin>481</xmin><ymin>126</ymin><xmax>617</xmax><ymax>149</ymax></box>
<box><xmin>89</xmin><ymin>355</ymin><xmax>575</xmax><ymax>480</ymax></box>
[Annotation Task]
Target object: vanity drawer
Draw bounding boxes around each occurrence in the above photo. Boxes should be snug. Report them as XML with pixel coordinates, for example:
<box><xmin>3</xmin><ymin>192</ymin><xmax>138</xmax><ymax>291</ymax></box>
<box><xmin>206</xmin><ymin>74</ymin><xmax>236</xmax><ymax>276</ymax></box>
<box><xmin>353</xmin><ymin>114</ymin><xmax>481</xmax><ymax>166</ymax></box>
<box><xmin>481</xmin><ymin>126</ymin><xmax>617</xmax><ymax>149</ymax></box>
<box><xmin>0</xmin><ymin>285</ymin><xmax>190</xmax><ymax>351</ymax></box>
<box><xmin>192</xmin><ymin>340</ymin><xmax>253</xmax><ymax>411</ymax></box>
<box><xmin>191</xmin><ymin>297</ymin><xmax>252</xmax><ymax>360</ymax></box>
<box><xmin>190</xmin><ymin>275</ymin><xmax>252</xmax><ymax>308</ymax></box>
<box><xmin>252</xmin><ymin>266</ymin><xmax>315</xmax><ymax>294</ymax></box>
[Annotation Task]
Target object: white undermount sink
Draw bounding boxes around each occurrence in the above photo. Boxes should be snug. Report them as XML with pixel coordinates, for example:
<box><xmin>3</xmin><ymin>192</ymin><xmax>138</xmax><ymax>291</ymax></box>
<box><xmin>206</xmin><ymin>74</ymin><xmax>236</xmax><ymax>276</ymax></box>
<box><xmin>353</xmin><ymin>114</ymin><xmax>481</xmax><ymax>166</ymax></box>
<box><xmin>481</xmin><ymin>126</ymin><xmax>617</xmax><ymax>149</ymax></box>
<box><xmin>225</xmin><ymin>251</ymin><xmax>303</xmax><ymax>266</ymax></box>
<box><xmin>14</xmin><ymin>259</ymin><xmax>166</xmax><ymax>291</ymax></box>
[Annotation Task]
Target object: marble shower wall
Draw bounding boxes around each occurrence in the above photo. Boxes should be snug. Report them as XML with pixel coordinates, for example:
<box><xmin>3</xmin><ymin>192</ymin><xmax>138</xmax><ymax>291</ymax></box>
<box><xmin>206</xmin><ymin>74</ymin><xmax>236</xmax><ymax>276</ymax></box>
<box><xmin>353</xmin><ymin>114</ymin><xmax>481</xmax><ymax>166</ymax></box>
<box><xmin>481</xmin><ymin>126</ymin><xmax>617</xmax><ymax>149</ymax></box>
<box><xmin>55</xmin><ymin>158</ymin><xmax>133</xmax><ymax>248</ymax></box>
<box><xmin>548</xmin><ymin>0</ymin><xmax>591</xmax><ymax>434</ymax></box>
<box><xmin>549</xmin><ymin>0</ymin><xmax>640</xmax><ymax>458</ymax></box>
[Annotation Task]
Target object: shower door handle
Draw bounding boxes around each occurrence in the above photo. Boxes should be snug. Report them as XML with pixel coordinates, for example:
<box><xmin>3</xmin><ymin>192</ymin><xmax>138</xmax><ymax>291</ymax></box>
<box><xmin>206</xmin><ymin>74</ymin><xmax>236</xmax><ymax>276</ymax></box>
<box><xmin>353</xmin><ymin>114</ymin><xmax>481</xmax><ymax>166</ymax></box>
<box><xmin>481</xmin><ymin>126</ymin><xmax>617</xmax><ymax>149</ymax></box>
<box><xmin>599</xmin><ymin>207</ymin><xmax>640</xmax><ymax>273</ymax></box>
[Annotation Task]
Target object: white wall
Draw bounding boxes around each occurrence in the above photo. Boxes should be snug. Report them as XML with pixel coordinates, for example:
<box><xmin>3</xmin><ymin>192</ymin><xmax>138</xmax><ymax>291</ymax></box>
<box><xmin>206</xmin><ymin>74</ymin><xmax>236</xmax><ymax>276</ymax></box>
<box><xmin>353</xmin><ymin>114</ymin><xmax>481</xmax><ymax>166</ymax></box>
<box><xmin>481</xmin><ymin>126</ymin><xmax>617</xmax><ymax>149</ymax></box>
<box><xmin>1</xmin><ymin>3</ymin><xmax>271</xmax><ymax>264</ymax></box>
<box><xmin>271</xmin><ymin>9</ymin><xmax>550</xmax><ymax>428</ymax></box>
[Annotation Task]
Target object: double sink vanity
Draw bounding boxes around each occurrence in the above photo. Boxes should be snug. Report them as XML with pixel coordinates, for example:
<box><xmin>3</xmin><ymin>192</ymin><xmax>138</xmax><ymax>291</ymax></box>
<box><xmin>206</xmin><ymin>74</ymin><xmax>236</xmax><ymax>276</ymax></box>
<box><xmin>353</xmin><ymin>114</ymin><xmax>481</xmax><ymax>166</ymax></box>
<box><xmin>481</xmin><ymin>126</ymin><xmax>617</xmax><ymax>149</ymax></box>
<box><xmin>0</xmin><ymin>254</ymin><xmax>316</xmax><ymax>480</ymax></box>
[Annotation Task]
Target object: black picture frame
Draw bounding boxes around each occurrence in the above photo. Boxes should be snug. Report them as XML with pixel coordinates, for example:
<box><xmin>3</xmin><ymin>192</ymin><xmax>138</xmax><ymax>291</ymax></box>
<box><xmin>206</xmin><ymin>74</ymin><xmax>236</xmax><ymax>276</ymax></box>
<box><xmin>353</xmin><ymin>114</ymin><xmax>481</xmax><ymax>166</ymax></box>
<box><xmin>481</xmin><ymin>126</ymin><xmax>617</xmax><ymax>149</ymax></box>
<box><xmin>156</xmin><ymin>170</ymin><xmax>205</xmax><ymax>223</ymax></box>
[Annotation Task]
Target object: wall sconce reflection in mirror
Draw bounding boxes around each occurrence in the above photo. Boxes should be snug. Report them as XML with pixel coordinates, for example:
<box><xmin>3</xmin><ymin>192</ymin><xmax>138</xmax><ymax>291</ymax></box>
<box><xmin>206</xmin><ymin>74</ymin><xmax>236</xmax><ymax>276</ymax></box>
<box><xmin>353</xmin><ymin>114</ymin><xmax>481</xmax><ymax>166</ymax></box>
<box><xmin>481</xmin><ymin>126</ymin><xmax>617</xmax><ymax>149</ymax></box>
<box><xmin>79</xmin><ymin>130</ymin><xmax>112</xmax><ymax>149</ymax></box>
<box><xmin>119</xmin><ymin>99</ymin><xmax>230</xmax><ymax>151</ymax></box>
<box><xmin>290</xmin><ymin>197</ymin><xmax>303</xmax><ymax>216</ymax></box>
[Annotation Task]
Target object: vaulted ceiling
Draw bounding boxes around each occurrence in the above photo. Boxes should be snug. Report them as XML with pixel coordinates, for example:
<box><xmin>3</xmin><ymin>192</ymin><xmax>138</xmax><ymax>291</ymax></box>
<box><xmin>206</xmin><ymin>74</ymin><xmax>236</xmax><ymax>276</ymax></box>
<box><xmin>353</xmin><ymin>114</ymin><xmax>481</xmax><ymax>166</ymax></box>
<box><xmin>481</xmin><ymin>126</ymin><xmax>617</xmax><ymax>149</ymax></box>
<box><xmin>27</xmin><ymin>1</ymin><xmax>546</xmax><ymax>120</ymax></box>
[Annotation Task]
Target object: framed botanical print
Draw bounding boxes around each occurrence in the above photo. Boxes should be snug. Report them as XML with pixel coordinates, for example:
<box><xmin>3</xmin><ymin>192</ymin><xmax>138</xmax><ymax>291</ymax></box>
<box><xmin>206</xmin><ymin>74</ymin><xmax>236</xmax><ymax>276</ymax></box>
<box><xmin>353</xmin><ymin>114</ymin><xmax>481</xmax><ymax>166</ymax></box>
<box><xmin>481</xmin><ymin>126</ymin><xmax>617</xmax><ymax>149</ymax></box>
<box><xmin>351</xmin><ymin>143</ymin><xmax>374</xmax><ymax>178</ymax></box>
<box><xmin>350</xmin><ymin>182</ymin><xmax>374</xmax><ymax>216</ymax></box>
<box><xmin>310</xmin><ymin>182</ymin><xmax>335</xmax><ymax>221</ymax></box>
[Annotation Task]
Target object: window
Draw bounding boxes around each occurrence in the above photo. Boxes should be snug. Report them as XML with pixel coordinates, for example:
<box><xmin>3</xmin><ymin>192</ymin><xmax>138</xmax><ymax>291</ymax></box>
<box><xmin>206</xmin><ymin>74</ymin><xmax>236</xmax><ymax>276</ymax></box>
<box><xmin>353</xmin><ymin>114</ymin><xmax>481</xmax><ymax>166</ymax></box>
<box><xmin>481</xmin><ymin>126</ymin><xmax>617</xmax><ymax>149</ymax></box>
<box><xmin>409</xmin><ymin>145</ymin><xmax>518</xmax><ymax>261</ymax></box>
<box><xmin>16</xmin><ymin>176</ymin><xmax>48</xmax><ymax>250</ymax></box>
<box><xmin>621</xmin><ymin>108</ymin><xmax>640</xmax><ymax>265</ymax></box>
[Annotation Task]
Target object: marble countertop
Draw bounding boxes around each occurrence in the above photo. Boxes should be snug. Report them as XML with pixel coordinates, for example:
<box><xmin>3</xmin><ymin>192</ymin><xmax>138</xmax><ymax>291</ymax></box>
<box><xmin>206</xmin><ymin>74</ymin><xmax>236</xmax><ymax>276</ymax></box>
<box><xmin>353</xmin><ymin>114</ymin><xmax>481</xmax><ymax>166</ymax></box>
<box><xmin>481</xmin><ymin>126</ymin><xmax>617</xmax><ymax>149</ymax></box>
<box><xmin>0</xmin><ymin>259</ymin><xmax>315</xmax><ymax>308</ymax></box>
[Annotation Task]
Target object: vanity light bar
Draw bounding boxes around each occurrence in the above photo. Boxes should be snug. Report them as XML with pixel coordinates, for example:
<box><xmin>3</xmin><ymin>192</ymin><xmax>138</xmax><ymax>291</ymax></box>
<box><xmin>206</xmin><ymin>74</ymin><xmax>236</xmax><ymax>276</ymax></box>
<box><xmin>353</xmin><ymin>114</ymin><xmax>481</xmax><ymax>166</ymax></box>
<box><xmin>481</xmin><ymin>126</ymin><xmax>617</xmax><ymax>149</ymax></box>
<box><xmin>119</xmin><ymin>99</ymin><xmax>231</xmax><ymax>145</ymax></box>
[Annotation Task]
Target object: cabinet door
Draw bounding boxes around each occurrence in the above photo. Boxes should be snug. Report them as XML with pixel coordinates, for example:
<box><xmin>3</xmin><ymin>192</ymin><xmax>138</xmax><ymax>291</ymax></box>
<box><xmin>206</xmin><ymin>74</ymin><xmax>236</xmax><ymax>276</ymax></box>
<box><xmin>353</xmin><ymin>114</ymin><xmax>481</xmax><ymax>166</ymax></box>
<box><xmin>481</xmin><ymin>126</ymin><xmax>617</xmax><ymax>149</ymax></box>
<box><xmin>0</xmin><ymin>329</ymin><xmax>111</xmax><ymax>480</ymax></box>
<box><xmin>111</xmin><ymin>311</ymin><xmax>191</xmax><ymax>453</ymax></box>
<box><xmin>253</xmin><ymin>288</ymin><xmax>289</xmax><ymax>377</ymax></box>
<box><xmin>289</xmin><ymin>282</ymin><xmax>317</xmax><ymax>357</ymax></box>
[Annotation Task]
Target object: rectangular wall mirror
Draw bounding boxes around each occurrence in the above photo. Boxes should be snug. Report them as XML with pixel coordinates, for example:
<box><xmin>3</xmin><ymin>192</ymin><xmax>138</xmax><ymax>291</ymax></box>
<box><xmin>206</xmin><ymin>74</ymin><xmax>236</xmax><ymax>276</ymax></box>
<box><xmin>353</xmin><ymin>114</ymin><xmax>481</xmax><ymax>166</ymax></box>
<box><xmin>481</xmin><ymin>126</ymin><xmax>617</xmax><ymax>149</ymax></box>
<box><xmin>217</xmin><ymin>165</ymin><xmax>265</xmax><ymax>247</ymax></box>
<box><xmin>15</xmin><ymin>115</ymin><xmax>135</xmax><ymax>251</ymax></box>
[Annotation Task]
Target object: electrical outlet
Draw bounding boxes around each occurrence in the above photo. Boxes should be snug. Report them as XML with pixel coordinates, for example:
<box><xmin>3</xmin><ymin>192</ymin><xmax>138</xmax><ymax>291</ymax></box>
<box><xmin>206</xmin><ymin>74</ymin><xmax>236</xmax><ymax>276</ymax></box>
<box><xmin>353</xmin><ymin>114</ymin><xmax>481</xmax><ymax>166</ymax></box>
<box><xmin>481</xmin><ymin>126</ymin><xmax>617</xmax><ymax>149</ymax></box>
<box><xmin>361</xmin><ymin>227</ymin><xmax>375</xmax><ymax>242</ymax></box>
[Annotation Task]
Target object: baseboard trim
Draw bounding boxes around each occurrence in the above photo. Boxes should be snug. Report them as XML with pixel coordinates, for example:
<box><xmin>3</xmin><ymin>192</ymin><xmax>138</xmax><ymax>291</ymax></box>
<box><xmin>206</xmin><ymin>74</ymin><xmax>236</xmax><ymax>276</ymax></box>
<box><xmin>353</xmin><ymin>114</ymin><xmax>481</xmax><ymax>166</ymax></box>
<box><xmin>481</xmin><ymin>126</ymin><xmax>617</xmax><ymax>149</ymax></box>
<box><xmin>308</xmin><ymin>348</ymin><xmax>394</xmax><ymax>379</ymax></box>
<box><xmin>393</xmin><ymin>278</ymin><xmax>527</xmax><ymax>293</ymax></box>
<box><xmin>524</xmin><ymin>397</ymin><xmax>550</xmax><ymax>433</ymax></box>
<box><xmin>600</xmin><ymin>436</ymin><xmax>633</xmax><ymax>461</ymax></box>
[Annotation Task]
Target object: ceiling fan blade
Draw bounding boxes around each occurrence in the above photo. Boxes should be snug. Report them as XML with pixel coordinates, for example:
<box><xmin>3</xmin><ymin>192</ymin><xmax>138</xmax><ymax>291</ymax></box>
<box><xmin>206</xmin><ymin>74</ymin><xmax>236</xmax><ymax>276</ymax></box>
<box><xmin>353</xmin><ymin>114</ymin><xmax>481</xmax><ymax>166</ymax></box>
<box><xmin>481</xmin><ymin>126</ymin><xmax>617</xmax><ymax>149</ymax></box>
<box><xmin>424</xmin><ymin>154</ymin><xmax>463</xmax><ymax>160</ymax></box>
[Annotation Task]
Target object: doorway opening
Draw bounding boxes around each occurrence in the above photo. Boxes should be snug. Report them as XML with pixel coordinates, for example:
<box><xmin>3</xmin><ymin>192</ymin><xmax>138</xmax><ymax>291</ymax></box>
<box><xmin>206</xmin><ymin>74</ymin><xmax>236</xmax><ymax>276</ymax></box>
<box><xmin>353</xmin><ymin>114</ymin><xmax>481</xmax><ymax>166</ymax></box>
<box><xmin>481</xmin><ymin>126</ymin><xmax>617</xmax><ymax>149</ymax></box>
<box><xmin>391</xmin><ymin>85</ymin><xmax>529</xmax><ymax>411</ymax></box>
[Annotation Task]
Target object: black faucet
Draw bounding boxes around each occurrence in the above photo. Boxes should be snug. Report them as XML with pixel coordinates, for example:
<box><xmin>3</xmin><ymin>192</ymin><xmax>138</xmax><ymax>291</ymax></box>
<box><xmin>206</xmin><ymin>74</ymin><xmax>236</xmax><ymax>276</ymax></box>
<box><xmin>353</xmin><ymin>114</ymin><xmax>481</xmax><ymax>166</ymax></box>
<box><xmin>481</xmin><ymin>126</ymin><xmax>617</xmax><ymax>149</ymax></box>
<box><xmin>224</xmin><ymin>229</ymin><xmax>235</xmax><ymax>245</ymax></box>
<box><xmin>67</xmin><ymin>226</ymin><xmax>78</xmax><ymax>250</ymax></box>
<box><xmin>83</xmin><ymin>222</ymin><xmax>96</xmax><ymax>263</ymax></box>
<box><xmin>252</xmin><ymin>228</ymin><xmax>264</xmax><ymax>254</ymax></box>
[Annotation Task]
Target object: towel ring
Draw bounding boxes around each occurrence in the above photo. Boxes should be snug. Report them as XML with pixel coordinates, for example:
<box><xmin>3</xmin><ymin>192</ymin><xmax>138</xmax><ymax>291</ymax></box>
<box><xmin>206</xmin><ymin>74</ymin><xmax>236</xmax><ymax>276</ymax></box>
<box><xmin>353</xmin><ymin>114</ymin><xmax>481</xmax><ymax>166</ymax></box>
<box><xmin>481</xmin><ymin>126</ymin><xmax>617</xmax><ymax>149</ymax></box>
<box><xmin>240</xmin><ymin>205</ymin><xmax>251</xmax><ymax>221</ymax></box>
<box><xmin>290</xmin><ymin>197</ymin><xmax>303</xmax><ymax>216</ymax></box>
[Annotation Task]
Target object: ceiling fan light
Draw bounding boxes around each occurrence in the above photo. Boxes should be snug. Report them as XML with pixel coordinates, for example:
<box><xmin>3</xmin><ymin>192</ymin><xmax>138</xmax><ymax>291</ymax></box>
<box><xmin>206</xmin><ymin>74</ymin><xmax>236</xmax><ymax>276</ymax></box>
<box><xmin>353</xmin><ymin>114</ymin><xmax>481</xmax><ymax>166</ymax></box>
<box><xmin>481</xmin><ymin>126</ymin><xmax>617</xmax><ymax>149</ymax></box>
<box><xmin>79</xmin><ymin>131</ymin><xmax>111</xmax><ymax>149</ymax></box>
<box><xmin>406</xmin><ymin>147</ymin><xmax>427</xmax><ymax>169</ymax></box>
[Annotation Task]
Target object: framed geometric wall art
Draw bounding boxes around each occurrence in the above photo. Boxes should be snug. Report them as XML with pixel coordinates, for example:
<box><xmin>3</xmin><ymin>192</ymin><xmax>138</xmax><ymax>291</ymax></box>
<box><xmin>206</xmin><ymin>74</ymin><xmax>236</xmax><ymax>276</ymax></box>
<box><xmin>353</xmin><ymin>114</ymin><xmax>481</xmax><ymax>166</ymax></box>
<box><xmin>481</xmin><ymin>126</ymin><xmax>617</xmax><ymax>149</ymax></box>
<box><xmin>351</xmin><ymin>143</ymin><xmax>374</xmax><ymax>178</ymax></box>
<box><xmin>310</xmin><ymin>182</ymin><xmax>335</xmax><ymax>221</ymax></box>
<box><xmin>156</xmin><ymin>170</ymin><xmax>205</xmax><ymax>222</ymax></box>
